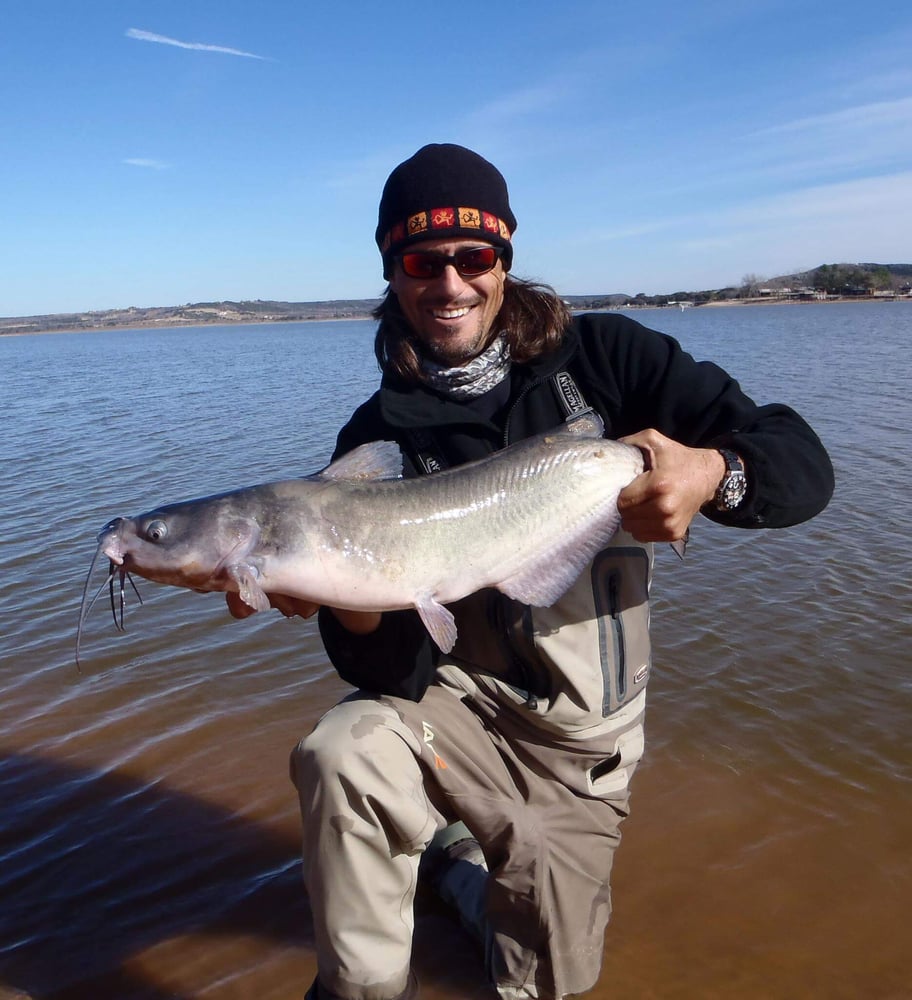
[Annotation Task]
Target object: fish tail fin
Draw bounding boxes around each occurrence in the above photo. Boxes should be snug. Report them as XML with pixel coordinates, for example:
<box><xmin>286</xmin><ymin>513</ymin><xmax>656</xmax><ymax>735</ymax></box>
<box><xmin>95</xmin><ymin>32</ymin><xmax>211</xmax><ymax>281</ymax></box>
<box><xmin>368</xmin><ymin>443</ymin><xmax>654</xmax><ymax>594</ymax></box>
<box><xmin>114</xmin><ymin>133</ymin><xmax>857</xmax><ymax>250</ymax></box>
<box><xmin>670</xmin><ymin>529</ymin><xmax>689</xmax><ymax>560</ymax></box>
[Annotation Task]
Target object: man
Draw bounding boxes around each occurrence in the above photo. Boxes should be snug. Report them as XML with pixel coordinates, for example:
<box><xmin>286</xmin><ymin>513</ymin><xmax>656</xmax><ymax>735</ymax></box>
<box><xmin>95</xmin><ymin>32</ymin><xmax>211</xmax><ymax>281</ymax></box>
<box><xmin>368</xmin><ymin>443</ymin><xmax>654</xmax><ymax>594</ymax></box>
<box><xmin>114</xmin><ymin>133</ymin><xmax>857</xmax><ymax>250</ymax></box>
<box><xmin>237</xmin><ymin>144</ymin><xmax>834</xmax><ymax>1000</ymax></box>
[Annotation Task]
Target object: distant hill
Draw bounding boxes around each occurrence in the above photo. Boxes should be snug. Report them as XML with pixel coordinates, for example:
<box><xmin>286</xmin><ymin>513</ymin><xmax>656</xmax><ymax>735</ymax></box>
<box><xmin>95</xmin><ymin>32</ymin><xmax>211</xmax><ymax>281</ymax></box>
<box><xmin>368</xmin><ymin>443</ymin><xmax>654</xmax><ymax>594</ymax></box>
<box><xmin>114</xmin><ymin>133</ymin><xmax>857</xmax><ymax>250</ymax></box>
<box><xmin>2</xmin><ymin>263</ymin><xmax>909</xmax><ymax>335</ymax></box>
<box><xmin>0</xmin><ymin>298</ymin><xmax>384</xmax><ymax>336</ymax></box>
<box><xmin>763</xmin><ymin>262</ymin><xmax>912</xmax><ymax>292</ymax></box>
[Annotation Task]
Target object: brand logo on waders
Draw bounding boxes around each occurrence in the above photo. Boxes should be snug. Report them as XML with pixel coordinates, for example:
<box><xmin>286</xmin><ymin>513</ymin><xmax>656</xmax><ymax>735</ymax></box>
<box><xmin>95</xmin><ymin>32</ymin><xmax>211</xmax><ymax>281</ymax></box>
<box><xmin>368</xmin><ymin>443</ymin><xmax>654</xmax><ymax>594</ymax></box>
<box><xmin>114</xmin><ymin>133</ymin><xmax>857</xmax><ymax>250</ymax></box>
<box><xmin>422</xmin><ymin>721</ymin><xmax>448</xmax><ymax>770</ymax></box>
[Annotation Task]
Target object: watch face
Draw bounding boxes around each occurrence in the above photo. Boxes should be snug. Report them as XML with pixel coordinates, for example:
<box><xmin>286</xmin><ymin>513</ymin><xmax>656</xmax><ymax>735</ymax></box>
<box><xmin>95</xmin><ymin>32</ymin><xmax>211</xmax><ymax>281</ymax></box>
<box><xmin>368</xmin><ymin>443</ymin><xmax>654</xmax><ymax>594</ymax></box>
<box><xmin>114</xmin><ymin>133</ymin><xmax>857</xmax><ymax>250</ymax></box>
<box><xmin>721</xmin><ymin>473</ymin><xmax>747</xmax><ymax>509</ymax></box>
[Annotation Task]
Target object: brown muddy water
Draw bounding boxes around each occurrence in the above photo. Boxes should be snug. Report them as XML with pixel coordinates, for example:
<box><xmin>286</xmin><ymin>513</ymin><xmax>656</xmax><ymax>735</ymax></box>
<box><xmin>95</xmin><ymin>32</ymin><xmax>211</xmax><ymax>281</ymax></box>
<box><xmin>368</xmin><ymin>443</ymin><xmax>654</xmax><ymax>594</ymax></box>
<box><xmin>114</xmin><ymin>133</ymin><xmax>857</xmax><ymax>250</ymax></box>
<box><xmin>1</xmin><ymin>304</ymin><xmax>910</xmax><ymax>999</ymax></box>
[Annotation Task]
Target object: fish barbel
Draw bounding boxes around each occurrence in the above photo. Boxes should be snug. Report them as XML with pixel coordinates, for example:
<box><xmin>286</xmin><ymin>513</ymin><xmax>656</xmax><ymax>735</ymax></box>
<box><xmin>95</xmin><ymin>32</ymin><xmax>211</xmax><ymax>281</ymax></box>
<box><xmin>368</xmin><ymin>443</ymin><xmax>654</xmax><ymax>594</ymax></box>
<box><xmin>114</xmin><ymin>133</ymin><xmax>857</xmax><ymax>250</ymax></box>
<box><xmin>77</xmin><ymin>416</ymin><xmax>648</xmax><ymax>663</ymax></box>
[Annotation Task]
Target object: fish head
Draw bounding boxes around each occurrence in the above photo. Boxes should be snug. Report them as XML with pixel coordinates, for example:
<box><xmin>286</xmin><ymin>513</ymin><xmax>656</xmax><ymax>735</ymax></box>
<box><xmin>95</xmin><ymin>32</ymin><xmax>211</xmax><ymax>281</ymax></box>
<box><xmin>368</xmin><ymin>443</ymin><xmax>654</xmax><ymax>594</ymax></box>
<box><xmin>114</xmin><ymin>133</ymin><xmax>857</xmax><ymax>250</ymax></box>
<box><xmin>77</xmin><ymin>496</ymin><xmax>263</xmax><ymax>667</ymax></box>
<box><xmin>96</xmin><ymin>500</ymin><xmax>257</xmax><ymax>591</ymax></box>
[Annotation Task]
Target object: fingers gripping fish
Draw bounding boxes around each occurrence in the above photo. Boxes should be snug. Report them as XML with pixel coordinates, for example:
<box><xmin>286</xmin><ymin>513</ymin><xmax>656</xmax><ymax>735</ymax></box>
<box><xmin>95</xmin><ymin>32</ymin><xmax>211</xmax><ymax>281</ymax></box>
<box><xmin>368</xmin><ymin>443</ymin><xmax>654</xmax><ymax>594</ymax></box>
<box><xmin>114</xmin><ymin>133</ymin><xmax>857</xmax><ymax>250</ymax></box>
<box><xmin>77</xmin><ymin>416</ymin><xmax>651</xmax><ymax>665</ymax></box>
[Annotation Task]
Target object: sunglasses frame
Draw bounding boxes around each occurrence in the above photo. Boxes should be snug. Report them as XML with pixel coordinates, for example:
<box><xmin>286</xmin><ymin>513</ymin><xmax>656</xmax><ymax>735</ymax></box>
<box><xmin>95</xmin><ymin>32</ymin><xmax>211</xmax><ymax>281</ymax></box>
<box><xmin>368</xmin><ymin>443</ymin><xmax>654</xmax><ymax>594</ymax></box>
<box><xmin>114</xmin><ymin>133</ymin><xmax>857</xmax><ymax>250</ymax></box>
<box><xmin>395</xmin><ymin>245</ymin><xmax>504</xmax><ymax>280</ymax></box>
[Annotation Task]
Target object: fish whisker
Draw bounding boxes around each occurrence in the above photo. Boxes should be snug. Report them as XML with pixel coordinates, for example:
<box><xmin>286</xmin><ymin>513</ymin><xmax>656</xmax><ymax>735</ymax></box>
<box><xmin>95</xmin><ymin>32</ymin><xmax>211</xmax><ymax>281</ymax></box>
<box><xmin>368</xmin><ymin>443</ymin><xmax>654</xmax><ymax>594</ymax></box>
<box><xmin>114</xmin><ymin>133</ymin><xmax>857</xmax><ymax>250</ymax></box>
<box><xmin>85</xmin><ymin>569</ymin><xmax>117</xmax><ymax>622</ymax></box>
<box><xmin>127</xmin><ymin>571</ymin><xmax>144</xmax><ymax>607</ymax></box>
<box><xmin>76</xmin><ymin>537</ymin><xmax>144</xmax><ymax>669</ymax></box>
<box><xmin>76</xmin><ymin>542</ymin><xmax>117</xmax><ymax>669</ymax></box>
<box><xmin>108</xmin><ymin>563</ymin><xmax>125</xmax><ymax>633</ymax></box>
<box><xmin>107</xmin><ymin>562</ymin><xmax>144</xmax><ymax>633</ymax></box>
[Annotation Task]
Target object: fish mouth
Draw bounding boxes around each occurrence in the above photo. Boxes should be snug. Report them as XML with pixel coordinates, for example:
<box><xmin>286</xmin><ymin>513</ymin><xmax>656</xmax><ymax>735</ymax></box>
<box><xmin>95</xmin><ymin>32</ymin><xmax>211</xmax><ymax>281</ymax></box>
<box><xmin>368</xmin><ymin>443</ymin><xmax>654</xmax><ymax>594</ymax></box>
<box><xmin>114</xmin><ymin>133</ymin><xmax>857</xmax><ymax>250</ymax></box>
<box><xmin>76</xmin><ymin>527</ymin><xmax>144</xmax><ymax>670</ymax></box>
<box><xmin>97</xmin><ymin>517</ymin><xmax>128</xmax><ymax>564</ymax></box>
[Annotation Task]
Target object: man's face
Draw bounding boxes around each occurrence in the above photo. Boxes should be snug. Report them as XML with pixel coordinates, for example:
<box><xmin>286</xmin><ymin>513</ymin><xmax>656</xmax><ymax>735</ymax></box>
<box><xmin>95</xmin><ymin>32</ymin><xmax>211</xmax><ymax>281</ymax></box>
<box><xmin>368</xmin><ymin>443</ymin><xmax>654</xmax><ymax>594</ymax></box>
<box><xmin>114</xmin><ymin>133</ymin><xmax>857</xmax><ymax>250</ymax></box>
<box><xmin>389</xmin><ymin>238</ymin><xmax>506</xmax><ymax>368</ymax></box>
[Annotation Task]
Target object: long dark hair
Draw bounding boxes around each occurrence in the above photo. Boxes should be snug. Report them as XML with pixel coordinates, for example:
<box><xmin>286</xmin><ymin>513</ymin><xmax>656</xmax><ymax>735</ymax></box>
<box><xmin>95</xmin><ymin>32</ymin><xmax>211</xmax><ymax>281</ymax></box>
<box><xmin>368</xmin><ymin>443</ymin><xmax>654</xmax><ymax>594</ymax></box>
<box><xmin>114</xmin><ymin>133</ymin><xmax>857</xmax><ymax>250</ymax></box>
<box><xmin>372</xmin><ymin>276</ymin><xmax>571</xmax><ymax>383</ymax></box>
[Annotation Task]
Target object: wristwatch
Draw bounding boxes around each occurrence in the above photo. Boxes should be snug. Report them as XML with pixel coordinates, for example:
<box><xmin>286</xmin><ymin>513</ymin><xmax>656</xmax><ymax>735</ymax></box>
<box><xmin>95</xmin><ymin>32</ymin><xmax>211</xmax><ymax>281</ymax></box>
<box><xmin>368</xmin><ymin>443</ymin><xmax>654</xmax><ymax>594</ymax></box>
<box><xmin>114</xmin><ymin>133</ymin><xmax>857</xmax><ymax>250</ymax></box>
<box><xmin>711</xmin><ymin>449</ymin><xmax>747</xmax><ymax>511</ymax></box>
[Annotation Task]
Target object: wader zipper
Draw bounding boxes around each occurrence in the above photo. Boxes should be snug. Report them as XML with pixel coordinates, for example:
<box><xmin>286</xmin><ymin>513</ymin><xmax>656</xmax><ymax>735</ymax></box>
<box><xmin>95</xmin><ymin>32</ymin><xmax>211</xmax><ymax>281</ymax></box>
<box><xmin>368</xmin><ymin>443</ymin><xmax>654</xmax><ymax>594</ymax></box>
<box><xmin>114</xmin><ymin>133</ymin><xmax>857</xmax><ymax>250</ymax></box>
<box><xmin>608</xmin><ymin>572</ymin><xmax>627</xmax><ymax>701</ymax></box>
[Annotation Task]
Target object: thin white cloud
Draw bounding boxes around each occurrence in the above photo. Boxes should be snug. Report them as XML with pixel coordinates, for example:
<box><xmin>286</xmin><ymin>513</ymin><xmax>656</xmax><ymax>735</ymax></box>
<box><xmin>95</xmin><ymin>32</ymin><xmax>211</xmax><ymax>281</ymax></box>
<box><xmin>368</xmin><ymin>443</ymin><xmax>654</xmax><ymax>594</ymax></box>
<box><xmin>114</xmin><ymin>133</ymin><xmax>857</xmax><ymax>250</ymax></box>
<box><xmin>620</xmin><ymin>92</ymin><xmax>912</xmax><ymax>209</ymax></box>
<box><xmin>470</xmin><ymin>82</ymin><xmax>570</xmax><ymax>124</ymax></box>
<box><xmin>126</xmin><ymin>27</ymin><xmax>267</xmax><ymax>60</ymax></box>
<box><xmin>747</xmin><ymin>96</ymin><xmax>912</xmax><ymax>139</ymax></box>
<box><xmin>663</xmin><ymin>171</ymin><xmax>912</xmax><ymax>281</ymax></box>
<box><xmin>727</xmin><ymin>170</ymin><xmax>912</xmax><ymax>228</ymax></box>
<box><xmin>576</xmin><ymin>170</ymin><xmax>912</xmax><ymax>268</ymax></box>
<box><xmin>123</xmin><ymin>158</ymin><xmax>169</xmax><ymax>170</ymax></box>
<box><xmin>583</xmin><ymin>218</ymin><xmax>679</xmax><ymax>243</ymax></box>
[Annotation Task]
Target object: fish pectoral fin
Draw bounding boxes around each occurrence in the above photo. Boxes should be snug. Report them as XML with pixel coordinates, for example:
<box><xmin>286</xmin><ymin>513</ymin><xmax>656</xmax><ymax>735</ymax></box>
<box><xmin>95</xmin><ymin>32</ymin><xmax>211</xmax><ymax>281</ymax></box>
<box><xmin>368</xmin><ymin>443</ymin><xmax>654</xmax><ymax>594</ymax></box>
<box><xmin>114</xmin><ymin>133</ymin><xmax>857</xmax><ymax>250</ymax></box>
<box><xmin>414</xmin><ymin>596</ymin><xmax>457</xmax><ymax>654</ymax></box>
<box><xmin>499</xmin><ymin>509</ymin><xmax>625</xmax><ymax>607</ymax></box>
<box><xmin>227</xmin><ymin>563</ymin><xmax>271</xmax><ymax>613</ymax></box>
<box><xmin>499</xmin><ymin>562</ymin><xmax>579</xmax><ymax>608</ymax></box>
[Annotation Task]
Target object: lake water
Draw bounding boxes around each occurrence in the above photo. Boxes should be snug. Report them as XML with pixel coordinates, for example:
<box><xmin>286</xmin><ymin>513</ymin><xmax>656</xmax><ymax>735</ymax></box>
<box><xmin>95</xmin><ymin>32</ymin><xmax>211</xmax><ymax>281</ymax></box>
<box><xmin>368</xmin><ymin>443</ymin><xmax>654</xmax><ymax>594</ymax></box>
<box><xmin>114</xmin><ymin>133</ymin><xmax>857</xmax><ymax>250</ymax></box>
<box><xmin>1</xmin><ymin>302</ymin><xmax>910</xmax><ymax>1000</ymax></box>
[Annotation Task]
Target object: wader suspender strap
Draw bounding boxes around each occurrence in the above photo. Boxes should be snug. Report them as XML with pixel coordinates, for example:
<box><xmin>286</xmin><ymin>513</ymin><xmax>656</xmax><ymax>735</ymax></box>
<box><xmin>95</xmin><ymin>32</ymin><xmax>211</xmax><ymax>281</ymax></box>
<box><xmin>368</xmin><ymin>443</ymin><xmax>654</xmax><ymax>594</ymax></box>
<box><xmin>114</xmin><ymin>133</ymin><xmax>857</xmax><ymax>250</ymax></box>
<box><xmin>406</xmin><ymin>371</ymin><xmax>592</xmax><ymax>476</ymax></box>
<box><xmin>408</xmin><ymin>428</ymin><xmax>448</xmax><ymax>476</ymax></box>
<box><xmin>550</xmin><ymin>369</ymin><xmax>596</xmax><ymax>425</ymax></box>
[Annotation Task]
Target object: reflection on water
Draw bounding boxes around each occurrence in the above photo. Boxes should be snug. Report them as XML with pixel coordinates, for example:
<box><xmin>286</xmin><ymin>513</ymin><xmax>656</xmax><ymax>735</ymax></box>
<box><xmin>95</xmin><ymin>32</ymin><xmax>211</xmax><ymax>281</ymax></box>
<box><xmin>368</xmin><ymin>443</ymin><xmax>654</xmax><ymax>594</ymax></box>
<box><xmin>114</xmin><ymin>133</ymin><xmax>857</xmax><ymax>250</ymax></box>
<box><xmin>1</xmin><ymin>306</ymin><xmax>910</xmax><ymax>999</ymax></box>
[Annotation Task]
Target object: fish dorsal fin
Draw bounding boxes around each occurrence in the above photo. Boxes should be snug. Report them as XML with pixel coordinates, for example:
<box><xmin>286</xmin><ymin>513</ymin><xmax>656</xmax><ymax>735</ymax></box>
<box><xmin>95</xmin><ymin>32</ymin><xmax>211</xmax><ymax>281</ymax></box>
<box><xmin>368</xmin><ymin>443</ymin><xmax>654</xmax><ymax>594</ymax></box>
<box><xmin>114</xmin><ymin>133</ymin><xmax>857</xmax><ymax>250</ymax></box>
<box><xmin>319</xmin><ymin>441</ymin><xmax>403</xmax><ymax>482</ymax></box>
<box><xmin>562</xmin><ymin>410</ymin><xmax>605</xmax><ymax>439</ymax></box>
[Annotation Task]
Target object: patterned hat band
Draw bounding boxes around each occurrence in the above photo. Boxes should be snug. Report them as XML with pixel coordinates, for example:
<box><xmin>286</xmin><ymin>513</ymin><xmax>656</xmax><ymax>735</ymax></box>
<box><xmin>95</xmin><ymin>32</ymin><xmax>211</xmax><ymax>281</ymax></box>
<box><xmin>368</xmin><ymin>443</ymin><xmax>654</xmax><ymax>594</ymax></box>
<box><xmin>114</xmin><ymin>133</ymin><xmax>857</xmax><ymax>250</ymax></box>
<box><xmin>380</xmin><ymin>206</ymin><xmax>513</xmax><ymax>255</ymax></box>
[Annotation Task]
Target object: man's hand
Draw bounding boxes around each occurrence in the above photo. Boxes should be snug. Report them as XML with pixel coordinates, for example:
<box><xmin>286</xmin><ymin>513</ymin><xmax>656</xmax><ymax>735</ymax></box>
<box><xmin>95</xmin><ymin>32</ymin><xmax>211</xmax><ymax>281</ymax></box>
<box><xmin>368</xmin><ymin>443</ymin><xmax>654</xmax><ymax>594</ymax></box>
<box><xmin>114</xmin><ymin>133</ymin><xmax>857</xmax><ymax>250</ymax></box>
<box><xmin>617</xmin><ymin>429</ymin><xmax>726</xmax><ymax>543</ymax></box>
<box><xmin>224</xmin><ymin>593</ymin><xmax>382</xmax><ymax>635</ymax></box>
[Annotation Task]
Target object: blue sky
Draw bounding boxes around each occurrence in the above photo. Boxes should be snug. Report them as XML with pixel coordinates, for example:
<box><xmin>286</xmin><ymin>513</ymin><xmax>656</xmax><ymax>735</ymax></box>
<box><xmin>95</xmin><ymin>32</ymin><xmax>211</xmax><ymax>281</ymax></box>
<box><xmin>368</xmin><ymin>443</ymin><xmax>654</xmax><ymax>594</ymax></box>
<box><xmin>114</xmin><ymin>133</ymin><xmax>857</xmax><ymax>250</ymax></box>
<box><xmin>2</xmin><ymin>0</ymin><xmax>911</xmax><ymax>316</ymax></box>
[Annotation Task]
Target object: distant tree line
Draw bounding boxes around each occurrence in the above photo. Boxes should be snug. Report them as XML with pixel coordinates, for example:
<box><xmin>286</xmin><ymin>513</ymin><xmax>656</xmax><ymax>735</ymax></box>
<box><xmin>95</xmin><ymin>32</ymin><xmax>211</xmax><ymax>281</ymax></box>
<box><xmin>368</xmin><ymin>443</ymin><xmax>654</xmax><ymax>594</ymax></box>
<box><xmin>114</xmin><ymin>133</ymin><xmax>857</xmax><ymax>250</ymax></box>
<box><xmin>564</xmin><ymin>261</ymin><xmax>911</xmax><ymax>310</ymax></box>
<box><xmin>731</xmin><ymin>263</ymin><xmax>909</xmax><ymax>302</ymax></box>
<box><xmin>568</xmin><ymin>286</ymin><xmax>744</xmax><ymax>310</ymax></box>
<box><xmin>808</xmin><ymin>264</ymin><xmax>895</xmax><ymax>295</ymax></box>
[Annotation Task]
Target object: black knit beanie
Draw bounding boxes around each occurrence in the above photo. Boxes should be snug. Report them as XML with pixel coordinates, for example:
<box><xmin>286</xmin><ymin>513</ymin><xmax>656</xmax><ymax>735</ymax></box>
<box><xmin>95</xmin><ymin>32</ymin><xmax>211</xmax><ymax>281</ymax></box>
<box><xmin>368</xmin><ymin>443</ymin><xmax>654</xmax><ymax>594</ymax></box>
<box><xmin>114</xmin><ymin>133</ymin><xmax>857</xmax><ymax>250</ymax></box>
<box><xmin>376</xmin><ymin>143</ymin><xmax>517</xmax><ymax>278</ymax></box>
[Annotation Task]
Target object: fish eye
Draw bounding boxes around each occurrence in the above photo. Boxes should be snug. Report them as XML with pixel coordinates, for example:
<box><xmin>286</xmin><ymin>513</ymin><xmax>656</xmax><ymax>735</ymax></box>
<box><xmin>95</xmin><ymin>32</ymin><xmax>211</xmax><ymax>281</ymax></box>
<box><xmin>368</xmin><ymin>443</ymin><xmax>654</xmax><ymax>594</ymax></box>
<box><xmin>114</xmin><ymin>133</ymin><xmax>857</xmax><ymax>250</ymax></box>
<box><xmin>145</xmin><ymin>519</ymin><xmax>168</xmax><ymax>542</ymax></box>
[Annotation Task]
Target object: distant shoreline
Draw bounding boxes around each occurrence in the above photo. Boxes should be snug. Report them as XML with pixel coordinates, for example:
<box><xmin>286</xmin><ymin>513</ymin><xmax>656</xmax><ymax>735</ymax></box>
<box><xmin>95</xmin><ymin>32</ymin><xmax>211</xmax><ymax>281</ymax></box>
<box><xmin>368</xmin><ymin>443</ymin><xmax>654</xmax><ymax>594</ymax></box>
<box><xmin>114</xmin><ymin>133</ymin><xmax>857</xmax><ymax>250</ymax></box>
<box><xmin>1</xmin><ymin>293</ymin><xmax>908</xmax><ymax>338</ymax></box>
<box><xmin>695</xmin><ymin>295</ymin><xmax>910</xmax><ymax>308</ymax></box>
<box><xmin>0</xmin><ymin>313</ymin><xmax>376</xmax><ymax>338</ymax></box>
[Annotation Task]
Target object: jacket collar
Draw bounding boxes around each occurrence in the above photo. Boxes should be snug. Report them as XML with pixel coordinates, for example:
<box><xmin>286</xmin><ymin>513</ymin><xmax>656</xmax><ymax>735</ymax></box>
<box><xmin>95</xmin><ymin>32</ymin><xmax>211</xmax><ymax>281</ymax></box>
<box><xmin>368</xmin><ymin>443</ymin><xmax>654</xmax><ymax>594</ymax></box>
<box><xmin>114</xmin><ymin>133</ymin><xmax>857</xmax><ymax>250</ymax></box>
<box><xmin>377</xmin><ymin>321</ymin><xmax>580</xmax><ymax>431</ymax></box>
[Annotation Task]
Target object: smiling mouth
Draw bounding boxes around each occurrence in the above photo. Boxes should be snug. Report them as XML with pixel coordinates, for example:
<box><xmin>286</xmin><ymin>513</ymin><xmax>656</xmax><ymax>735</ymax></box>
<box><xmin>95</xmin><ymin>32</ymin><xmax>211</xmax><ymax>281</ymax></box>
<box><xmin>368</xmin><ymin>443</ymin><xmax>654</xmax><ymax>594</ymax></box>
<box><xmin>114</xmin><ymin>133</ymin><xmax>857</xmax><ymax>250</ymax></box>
<box><xmin>431</xmin><ymin>306</ymin><xmax>472</xmax><ymax>320</ymax></box>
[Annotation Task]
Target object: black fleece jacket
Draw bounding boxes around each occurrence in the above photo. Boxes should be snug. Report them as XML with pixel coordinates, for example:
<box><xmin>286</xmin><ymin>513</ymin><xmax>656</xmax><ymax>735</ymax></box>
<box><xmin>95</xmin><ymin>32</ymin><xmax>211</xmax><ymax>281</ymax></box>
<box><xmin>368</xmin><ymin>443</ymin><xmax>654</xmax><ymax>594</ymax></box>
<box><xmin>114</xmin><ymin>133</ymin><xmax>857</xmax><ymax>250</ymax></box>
<box><xmin>317</xmin><ymin>312</ymin><xmax>834</xmax><ymax>699</ymax></box>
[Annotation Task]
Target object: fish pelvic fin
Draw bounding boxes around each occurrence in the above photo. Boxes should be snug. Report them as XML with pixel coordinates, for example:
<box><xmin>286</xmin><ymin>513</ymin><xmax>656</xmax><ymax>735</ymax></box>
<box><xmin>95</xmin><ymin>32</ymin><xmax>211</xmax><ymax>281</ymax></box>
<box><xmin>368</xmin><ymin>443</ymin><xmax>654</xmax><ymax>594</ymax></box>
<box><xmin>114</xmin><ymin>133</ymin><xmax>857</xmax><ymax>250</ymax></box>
<box><xmin>319</xmin><ymin>441</ymin><xmax>403</xmax><ymax>482</ymax></box>
<box><xmin>414</xmin><ymin>595</ymin><xmax>457</xmax><ymax>654</ymax></box>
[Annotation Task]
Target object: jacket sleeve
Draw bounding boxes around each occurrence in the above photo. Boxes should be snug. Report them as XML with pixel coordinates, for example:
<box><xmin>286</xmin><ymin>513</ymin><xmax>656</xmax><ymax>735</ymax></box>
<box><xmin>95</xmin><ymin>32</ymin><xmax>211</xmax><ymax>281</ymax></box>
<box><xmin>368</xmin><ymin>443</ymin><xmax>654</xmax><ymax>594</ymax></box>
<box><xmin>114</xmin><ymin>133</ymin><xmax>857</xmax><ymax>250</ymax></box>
<box><xmin>573</xmin><ymin>313</ymin><xmax>835</xmax><ymax>528</ymax></box>
<box><xmin>317</xmin><ymin>606</ymin><xmax>438</xmax><ymax>702</ymax></box>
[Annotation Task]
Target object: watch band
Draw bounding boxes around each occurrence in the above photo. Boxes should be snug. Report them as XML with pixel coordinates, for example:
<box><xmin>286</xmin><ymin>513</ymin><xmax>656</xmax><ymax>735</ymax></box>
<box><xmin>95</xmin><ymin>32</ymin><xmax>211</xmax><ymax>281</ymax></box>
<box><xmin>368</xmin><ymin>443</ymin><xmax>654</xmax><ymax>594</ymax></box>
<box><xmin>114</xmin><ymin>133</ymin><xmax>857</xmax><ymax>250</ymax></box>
<box><xmin>712</xmin><ymin>448</ymin><xmax>747</xmax><ymax>511</ymax></box>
